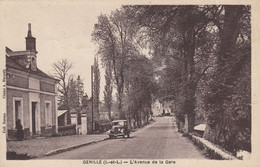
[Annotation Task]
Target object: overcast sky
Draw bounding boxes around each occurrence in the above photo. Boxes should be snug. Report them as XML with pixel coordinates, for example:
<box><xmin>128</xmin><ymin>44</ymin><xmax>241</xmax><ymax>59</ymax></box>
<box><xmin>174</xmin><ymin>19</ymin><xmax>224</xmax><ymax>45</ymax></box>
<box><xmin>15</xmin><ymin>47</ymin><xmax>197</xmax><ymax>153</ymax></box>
<box><xmin>0</xmin><ymin>1</ymin><xmax>122</xmax><ymax>100</ymax></box>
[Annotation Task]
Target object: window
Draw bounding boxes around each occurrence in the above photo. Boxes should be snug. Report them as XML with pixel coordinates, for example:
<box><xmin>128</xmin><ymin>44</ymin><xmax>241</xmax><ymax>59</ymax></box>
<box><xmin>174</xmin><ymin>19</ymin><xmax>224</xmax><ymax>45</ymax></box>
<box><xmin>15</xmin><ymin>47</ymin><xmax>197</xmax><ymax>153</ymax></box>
<box><xmin>45</xmin><ymin>101</ymin><xmax>52</xmax><ymax>126</ymax></box>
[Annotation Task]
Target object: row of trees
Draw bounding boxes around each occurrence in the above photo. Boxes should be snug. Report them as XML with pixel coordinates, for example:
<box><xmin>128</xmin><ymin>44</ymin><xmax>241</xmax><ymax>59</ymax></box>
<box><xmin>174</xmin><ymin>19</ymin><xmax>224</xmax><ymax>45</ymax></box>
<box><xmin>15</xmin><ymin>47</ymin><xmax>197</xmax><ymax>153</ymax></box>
<box><xmin>93</xmin><ymin>5</ymin><xmax>251</xmax><ymax>155</ymax></box>
<box><xmin>131</xmin><ymin>5</ymin><xmax>251</xmax><ymax>154</ymax></box>
<box><xmin>92</xmin><ymin>9</ymin><xmax>157</xmax><ymax>127</ymax></box>
<box><xmin>52</xmin><ymin>5</ymin><xmax>251</xmax><ymax>154</ymax></box>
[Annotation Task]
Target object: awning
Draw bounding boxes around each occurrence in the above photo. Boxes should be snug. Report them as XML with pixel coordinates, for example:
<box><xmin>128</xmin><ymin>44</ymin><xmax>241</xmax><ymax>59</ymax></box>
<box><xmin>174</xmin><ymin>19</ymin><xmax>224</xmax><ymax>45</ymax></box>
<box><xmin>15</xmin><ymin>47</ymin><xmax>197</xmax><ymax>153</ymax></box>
<box><xmin>194</xmin><ymin>124</ymin><xmax>206</xmax><ymax>132</ymax></box>
<box><xmin>58</xmin><ymin>110</ymin><xmax>68</xmax><ymax>117</ymax></box>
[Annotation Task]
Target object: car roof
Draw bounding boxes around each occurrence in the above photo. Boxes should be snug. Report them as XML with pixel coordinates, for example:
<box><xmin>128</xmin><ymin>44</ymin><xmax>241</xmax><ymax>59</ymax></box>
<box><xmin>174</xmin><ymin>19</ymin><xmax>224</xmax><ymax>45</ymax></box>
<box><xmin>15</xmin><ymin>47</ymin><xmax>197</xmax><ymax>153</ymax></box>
<box><xmin>112</xmin><ymin>120</ymin><xmax>127</xmax><ymax>123</ymax></box>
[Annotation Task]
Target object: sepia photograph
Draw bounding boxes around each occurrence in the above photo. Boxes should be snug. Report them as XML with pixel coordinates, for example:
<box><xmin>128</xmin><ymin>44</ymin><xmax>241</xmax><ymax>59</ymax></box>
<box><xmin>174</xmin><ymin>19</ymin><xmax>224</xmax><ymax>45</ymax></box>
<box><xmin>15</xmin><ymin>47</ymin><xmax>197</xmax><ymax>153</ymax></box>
<box><xmin>0</xmin><ymin>0</ymin><xmax>259</xmax><ymax>166</ymax></box>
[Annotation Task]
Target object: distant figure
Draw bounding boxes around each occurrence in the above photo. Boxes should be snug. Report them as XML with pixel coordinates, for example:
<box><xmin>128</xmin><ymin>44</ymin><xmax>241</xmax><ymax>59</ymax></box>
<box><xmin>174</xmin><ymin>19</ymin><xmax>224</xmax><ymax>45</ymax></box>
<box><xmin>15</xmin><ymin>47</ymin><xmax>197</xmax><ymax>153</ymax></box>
<box><xmin>16</xmin><ymin>119</ymin><xmax>24</xmax><ymax>141</ymax></box>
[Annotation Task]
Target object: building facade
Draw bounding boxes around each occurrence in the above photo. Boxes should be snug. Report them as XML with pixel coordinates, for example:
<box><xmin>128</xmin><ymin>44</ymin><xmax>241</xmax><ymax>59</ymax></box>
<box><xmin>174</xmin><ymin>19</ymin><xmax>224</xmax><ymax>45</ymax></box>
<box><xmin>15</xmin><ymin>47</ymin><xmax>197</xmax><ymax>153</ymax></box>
<box><xmin>152</xmin><ymin>100</ymin><xmax>172</xmax><ymax>116</ymax></box>
<box><xmin>6</xmin><ymin>24</ymin><xmax>59</xmax><ymax>139</ymax></box>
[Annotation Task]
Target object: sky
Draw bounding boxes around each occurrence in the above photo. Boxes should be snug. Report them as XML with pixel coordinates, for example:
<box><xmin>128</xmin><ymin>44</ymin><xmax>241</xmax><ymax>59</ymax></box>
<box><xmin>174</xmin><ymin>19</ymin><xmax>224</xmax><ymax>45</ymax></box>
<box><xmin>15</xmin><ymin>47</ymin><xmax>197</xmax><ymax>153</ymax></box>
<box><xmin>0</xmin><ymin>1</ymin><xmax>122</xmax><ymax>100</ymax></box>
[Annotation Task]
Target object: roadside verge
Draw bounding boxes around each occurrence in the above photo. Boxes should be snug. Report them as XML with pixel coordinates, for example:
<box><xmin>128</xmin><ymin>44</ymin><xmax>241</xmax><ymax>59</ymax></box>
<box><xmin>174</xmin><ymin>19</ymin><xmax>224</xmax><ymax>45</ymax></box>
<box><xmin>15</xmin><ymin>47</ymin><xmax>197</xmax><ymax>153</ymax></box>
<box><xmin>188</xmin><ymin>133</ymin><xmax>238</xmax><ymax>160</ymax></box>
<box><xmin>171</xmin><ymin>116</ymin><xmax>238</xmax><ymax>160</ymax></box>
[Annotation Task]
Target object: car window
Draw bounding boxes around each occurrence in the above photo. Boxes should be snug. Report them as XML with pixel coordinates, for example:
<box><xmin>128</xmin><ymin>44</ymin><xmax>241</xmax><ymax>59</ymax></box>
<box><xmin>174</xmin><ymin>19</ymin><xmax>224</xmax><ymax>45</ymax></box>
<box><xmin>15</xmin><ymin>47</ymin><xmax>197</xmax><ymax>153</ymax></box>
<box><xmin>112</xmin><ymin>121</ymin><xmax>126</xmax><ymax>126</ymax></box>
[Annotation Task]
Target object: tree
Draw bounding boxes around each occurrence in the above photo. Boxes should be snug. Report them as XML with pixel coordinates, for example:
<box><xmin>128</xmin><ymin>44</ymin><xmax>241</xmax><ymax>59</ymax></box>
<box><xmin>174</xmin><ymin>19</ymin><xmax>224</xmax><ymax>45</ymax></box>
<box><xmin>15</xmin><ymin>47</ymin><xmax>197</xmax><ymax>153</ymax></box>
<box><xmin>52</xmin><ymin>59</ymin><xmax>73</xmax><ymax>124</ymax></box>
<box><xmin>67</xmin><ymin>77</ymin><xmax>79</xmax><ymax>110</ymax></box>
<box><xmin>65</xmin><ymin>75</ymin><xmax>85</xmax><ymax>125</ymax></box>
<box><xmin>81</xmin><ymin>93</ymin><xmax>89</xmax><ymax>109</ymax></box>
<box><xmin>92</xmin><ymin>9</ymin><xmax>139</xmax><ymax>119</ymax></box>
<box><xmin>52</xmin><ymin>59</ymin><xmax>72</xmax><ymax>109</ymax></box>
<box><xmin>121</xmin><ymin>5</ymin><xmax>251</xmax><ymax>154</ymax></box>
<box><xmin>75</xmin><ymin>75</ymin><xmax>84</xmax><ymax>124</ymax></box>
<box><xmin>93</xmin><ymin>57</ymin><xmax>100</xmax><ymax>119</ymax></box>
<box><xmin>104</xmin><ymin>60</ymin><xmax>113</xmax><ymax>120</ymax></box>
<box><xmin>203</xmin><ymin>5</ymin><xmax>251</xmax><ymax>154</ymax></box>
<box><xmin>131</xmin><ymin>5</ymin><xmax>213</xmax><ymax>133</ymax></box>
<box><xmin>125</xmin><ymin>55</ymin><xmax>157</xmax><ymax>127</ymax></box>
<box><xmin>75</xmin><ymin>75</ymin><xmax>84</xmax><ymax>107</ymax></box>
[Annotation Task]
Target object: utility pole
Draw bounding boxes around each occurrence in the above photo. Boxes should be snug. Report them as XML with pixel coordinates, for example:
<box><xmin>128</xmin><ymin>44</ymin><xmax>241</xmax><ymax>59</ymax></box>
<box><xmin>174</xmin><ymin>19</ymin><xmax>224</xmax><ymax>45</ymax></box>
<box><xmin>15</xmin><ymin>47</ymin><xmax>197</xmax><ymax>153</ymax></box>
<box><xmin>91</xmin><ymin>65</ymin><xmax>94</xmax><ymax>133</ymax></box>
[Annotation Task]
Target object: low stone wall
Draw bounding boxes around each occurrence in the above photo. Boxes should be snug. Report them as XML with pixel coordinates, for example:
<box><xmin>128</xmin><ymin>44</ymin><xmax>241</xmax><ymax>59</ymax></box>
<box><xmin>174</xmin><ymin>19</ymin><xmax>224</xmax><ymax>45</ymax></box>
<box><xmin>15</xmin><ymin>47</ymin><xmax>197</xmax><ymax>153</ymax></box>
<box><xmin>188</xmin><ymin>133</ymin><xmax>238</xmax><ymax>160</ymax></box>
<box><xmin>172</xmin><ymin>116</ymin><xmax>238</xmax><ymax>160</ymax></box>
<box><xmin>58</xmin><ymin>124</ymin><xmax>76</xmax><ymax>136</ymax></box>
<box><xmin>40</xmin><ymin>126</ymin><xmax>56</xmax><ymax>137</ymax></box>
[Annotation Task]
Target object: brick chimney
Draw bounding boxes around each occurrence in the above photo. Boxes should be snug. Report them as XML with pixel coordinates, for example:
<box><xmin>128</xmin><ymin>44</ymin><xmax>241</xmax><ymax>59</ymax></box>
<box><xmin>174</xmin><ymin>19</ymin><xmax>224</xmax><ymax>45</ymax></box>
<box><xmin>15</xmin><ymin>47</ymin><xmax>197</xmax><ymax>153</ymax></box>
<box><xmin>25</xmin><ymin>23</ymin><xmax>36</xmax><ymax>51</ymax></box>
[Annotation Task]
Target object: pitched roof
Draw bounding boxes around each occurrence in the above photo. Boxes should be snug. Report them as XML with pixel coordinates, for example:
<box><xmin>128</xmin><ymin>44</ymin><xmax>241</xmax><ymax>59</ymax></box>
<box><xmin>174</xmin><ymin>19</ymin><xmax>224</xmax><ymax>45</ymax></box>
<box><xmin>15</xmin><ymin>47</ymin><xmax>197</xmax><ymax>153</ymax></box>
<box><xmin>6</xmin><ymin>55</ymin><xmax>59</xmax><ymax>82</ymax></box>
<box><xmin>6</xmin><ymin>55</ymin><xmax>25</xmax><ymax>71</ymax></box>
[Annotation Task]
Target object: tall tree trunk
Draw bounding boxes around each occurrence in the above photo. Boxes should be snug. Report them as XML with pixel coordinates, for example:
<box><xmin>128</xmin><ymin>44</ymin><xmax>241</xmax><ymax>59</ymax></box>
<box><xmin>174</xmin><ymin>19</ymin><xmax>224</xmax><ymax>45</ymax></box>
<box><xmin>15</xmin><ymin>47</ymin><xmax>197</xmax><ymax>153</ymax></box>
<box><xmin>183</xmin><ymin>26</ymin><xmax>196</xmax><ymax>134</ymax></box>
<box><xmin>203</xmin><ymin>6</ymin><xmax>245</xmax><ymax>142</ymax></box>
<box><xmin>117</xmin><ymin>90</ymin><xmax>123</xmax><ymax>119</ymax></box>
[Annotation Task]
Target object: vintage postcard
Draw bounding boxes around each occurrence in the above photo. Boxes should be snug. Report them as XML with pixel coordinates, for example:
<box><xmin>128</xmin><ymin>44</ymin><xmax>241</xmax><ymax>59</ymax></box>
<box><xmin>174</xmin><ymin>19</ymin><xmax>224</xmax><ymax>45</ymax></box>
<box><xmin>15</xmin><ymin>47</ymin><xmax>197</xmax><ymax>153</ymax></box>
<box><xmin>0</xmin><ymin>0</ymin><xmax>259</xmax><ymax>167</ymax></box>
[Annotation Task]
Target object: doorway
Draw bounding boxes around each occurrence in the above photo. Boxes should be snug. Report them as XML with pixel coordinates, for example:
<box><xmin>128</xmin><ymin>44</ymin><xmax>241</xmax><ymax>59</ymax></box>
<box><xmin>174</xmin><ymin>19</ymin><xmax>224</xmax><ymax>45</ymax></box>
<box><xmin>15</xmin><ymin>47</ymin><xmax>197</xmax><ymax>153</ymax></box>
<box><xmin>15</xmin><ymin>101</ymin><xmax>21</xmax><ymax>126</ymax></box>
<box><xmin>32</xmin><ymin>102</ymin><xmax>37</xmax><ymax>134</ymax></box>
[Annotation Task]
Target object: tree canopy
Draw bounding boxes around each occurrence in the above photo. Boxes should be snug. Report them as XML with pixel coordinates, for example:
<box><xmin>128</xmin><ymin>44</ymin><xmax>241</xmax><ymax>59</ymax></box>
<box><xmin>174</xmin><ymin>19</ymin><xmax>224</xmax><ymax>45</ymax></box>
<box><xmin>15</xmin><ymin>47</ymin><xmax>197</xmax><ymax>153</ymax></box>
<box><xmin>92</xmin><ymin>5</ymin><xmax>251</xmax><ymax>154</ymax></box>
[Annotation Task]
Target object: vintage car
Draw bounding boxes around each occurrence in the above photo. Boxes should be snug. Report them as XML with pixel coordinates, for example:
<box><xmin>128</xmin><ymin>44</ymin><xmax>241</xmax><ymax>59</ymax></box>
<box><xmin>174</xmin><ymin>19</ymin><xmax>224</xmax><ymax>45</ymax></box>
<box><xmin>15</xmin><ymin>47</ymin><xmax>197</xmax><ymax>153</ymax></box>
<box><xmin>108</xmin><ymin>120</ymin><xmax>130</xmax><ymax>139</ymax></box>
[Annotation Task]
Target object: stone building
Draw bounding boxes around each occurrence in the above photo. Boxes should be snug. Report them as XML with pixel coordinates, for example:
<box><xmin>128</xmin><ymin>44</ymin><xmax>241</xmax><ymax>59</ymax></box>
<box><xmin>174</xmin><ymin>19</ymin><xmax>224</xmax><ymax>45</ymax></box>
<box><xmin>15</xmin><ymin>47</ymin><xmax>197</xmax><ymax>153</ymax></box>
<box><xmin>152</xmin><ymin>100</ymin><xmax>172</xmax><ymax>116</ymax></box>
<box><xmin>6</xmin><ymin>24</ymin><xmax>59</xmax><ymax>139</ymax></box>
